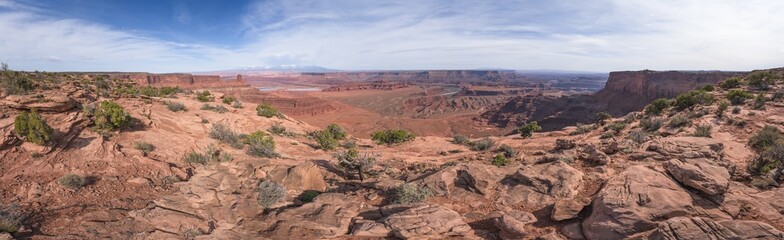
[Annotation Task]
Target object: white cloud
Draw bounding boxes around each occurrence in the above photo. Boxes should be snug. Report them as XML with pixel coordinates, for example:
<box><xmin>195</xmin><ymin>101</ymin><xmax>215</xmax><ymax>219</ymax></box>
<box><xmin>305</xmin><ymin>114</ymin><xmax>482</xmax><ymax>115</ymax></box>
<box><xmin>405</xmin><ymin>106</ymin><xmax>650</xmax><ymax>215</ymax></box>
<box><xmin>1</xmin><ymin>0</ymin><xmax>783</xmax><ymax>72</ymax></box>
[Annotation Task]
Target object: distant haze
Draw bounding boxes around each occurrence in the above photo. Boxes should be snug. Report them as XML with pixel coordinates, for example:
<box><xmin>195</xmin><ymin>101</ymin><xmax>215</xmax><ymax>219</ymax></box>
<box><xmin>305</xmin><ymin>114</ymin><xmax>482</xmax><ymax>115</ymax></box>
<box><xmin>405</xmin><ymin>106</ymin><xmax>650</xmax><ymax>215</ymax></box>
<box><xmin>0</xmin><ymin>0</ymin><xmax>782</xmax><ymax>72</ymax></box>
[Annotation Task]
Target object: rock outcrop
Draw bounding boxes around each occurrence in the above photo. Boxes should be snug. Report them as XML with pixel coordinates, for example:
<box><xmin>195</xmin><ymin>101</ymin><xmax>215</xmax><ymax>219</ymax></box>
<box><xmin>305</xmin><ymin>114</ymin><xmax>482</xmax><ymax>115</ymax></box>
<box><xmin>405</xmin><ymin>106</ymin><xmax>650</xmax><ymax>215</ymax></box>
<box><xmin>653</xmin><ymin>217</ymin><xmax>784</xmax><ymax>240</ymax></box>
<box><xmin>583</xmin><ymin>166</ymin><xmax>697</xmax><ymax>239</ymax></box>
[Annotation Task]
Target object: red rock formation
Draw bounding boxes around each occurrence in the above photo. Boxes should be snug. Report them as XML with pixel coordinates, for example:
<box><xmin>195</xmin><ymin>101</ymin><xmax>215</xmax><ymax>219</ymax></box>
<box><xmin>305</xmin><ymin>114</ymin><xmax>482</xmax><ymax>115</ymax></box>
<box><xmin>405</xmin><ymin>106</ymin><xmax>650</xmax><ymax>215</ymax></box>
<box><xmin>322</xmin><ymin>80</ymin><xmax>411</xmax><ymax>91</ymax></box>
<box><xmin>484</xmin><ymin>70</ymin><xmax>745</xmax><ymax>130</ymax></box>
<box><xmin>99</xmin><ymin>73</ymin><xmax>248</xmax><ymax>89</ymax></box>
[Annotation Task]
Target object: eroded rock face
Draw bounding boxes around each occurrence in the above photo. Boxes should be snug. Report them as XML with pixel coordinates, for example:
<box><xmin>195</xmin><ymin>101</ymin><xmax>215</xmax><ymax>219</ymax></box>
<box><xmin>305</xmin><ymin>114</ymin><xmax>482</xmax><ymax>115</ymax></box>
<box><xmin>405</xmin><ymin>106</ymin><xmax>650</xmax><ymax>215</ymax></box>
<box><xmin>644</xmin><ymin>137</ymin><xmax>725</xmax><ymax>162</ymax></box>
<box><xmin>501</xmin><ymin>161</ymin><xmax>584</xmax><ymax>208</ymax></box>
<box><xmin>581</xmin><ymin>145</ymin><xmax>610</xmax><ymax>165</ymax></box>
<box><xmin>664</xmin><ymin>158</ymin><xmax>729</xmax><ymax>196</ymax></box>
<box><xmin>653</xmin><ymin>217</ymin><xmax>784</xmax><ymax>240</ymax></box>
<box><xmin>262</xmin><ymin>193</ymin><xmax>361</xmax><ymax>239</ymax></box>
<box><xmin>551</xmin><ymin>198</ymin><xmax>590</xmax><ymax>221</ymax></box>
<box><xmin>1</xmin><ymin>94</ymin><xmax>75</xmax><ymax>112</ymax></box>
<box><xmin>582</xmin><ymin>166</ymin><xmax>695</xmax><ymax>240</ymax></box>
<box><xmin>382</xmin><ymin>204</ymin><xmax>473</xmax><ymax>239</ymax></box>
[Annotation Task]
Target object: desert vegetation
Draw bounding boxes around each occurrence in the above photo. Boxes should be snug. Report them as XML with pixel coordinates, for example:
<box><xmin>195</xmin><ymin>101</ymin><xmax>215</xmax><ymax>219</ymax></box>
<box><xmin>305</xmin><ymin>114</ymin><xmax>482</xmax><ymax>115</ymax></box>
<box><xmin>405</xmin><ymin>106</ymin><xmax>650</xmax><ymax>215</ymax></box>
<box><xmin>371</xmin><ymin>129</ymin><xmax>415</xmax><ymax>145</ymax></box>
<box><xmin>14</xmin><ymin>110</ymin><xmax>53</xmax><ymax>145</ymax></box>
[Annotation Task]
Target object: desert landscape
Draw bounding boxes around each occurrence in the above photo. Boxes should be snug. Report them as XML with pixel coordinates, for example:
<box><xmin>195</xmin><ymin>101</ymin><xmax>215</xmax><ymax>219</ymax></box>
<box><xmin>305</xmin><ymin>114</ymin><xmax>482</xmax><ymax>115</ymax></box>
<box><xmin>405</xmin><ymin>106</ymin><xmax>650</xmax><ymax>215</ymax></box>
<box><xmin>2</xmin><ymin>1</ymin><xmax>784</xmax><ymax>240</ymax></box>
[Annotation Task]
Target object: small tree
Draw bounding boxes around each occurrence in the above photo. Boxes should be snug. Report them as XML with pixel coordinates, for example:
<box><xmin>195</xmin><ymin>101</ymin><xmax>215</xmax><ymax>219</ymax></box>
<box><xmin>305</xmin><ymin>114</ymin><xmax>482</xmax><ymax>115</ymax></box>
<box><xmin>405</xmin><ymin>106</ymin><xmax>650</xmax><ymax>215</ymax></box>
<box><xmin>718</xmin><ymin>77</ymin><xmax>742</xmax><ymax>89</ymax></box>
<box><xmin>313</xmin><ymin>130</ymin><xmax>339</xmax><ymax>150</ymax></box>
<box><xmin>746</xmin><ymin>71</ymin><xmax>778</xmax><ymax>90</ymax></box>
<box><xmin>517</xmin><ymin>121</ymin><xmax>541</xmax><ymax>138</ymax></box>
<box><xmin>335</xmin><ymin>148</ymin><xmax>377</xmax><ymax>182</ymax></box>
<box><xmin>727</xmin><ymin>90</ymin><xmax>753</xmax><ymax>105</ymax></box>
<box><xmin>595</xmin><ymin>112</ymin><xmax>612</xmax><ymax>125</ymax></box>
<box><xmin>325</xmin><ymin>123</ymin><xmax>347</xmax><ymax>140</ymax></box>
<box><xmin>644</xmin><ymin>98</ymin><xmax>671</xmax><ymax>115</ymax></box>
<box><xmin>14</xmin><ymin>110</ymin><xmax>53</xmax><ymax>145</ymax></box>
<box><xmin>94</xmin><ymin>100</ymin><xmax>130</xmax><ymax>131</ymax></box>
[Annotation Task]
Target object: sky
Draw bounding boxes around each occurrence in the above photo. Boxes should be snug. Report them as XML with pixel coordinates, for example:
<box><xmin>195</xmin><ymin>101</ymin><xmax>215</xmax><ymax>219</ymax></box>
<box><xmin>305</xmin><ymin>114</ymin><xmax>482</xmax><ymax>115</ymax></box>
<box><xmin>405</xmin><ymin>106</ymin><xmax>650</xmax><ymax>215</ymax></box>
<box><xmin>0</xmin><ymin>0</ymin><xmax>783</xmax><ymax>73</ymax></box>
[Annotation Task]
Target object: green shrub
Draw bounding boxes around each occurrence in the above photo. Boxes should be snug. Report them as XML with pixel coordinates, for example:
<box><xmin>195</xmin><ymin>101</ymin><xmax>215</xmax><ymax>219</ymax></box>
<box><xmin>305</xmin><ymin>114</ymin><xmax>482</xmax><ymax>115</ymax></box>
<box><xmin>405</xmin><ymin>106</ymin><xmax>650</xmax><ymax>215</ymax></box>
<box><xmin>718</xmin><ymin>77</ymin><xmax>743</xmax><ymax>89</ymax></box>
<box><xmin>1</xmin><ymin>64</ymin><xmax>33</xmax><ymax>95</ymax></box>
<box><xmin>701</xmin><ymin>84</ymin><xmax>715</xmax><ymax>92</ymax></box>
<box><xmin>748</xmin><ymin>126</ymin><xmax>783</xmax><ymax>152</ymax></box>
<box><xmin>693</xmin><ymin>124</ymin><xmax>712</xmax><ymax>137</ymax></box>
<box><xmin>452</xmin><ymin>134</ymin><xmax>470</xmax><ymax>145</ymax></box>
<box><xmin>749</xmin><ymin>139</ymin><xmax>784</xmax><ymax>176</ymax></box>
<box><xmin>200</xmin><ymin>104</ymin><xmax>228</xmax><ymax>113</ymax></box>
<box><xmin>164</xmin><ymin>101</ymin><xmax>186</xmax><ymax>112</ymax></box>
<box><xmin>717</xmin><ymin>101</ymin><xmax>729</xmax><ymax>117</ymax></box>
<box><xmin>644</xmin><ymin>98</ymin><xmax>671</xmax><ymax>115</ymax></box>
<box><xmin>674</xmin><ymin>90</ymin><xmax>714</xmax><ymax>111</ymax></box>
<box><xmin>256</xmin><ymin>103</ymin><xmax>279</xmax><ymax>118</ymax></box>
<box><xmin>184</xmin><ymin>151</ymin><xmax>209</xmax><ymax>165</ymax></box>
<box><xmin>59</xmin><ymin>174</ymin><xmax>86</xmax><ymax>189</ymax></box>
<box><xmin>746</xmin><ymin>71</ymin><xmax>778</xmax><ymax>90</ymax></box>
<box><xmin>627</xmin><ymin>129</ymin><xmax>648</xmax><ymax>144</ymax></box>
<box><xmin>752</xmin><ymin>93</ymin><xmax>767</xmax><ymax>110</ymax></box>
<box><xmin>299</xmin><ymin>190</ymin><xmax>321</xmax><ymax>203</ymax></box>
<box><xmin>195</xmin><ymin>90</ymin><xmax>213</xmax><ymax>102</ymax></box>
<box><xmin>600</xmin><ymin>131</ymin><xmax>615</xmax><ymax>139</ymax></box>
<box><xmin>492</xmin><ymin>154</ymin><xmax>509</xmax><ymax>167</ymax></box>
<box><xmin>640</xmin><ymin>117</ymin><xmax>664</xmax><ymax>132</ymax></box>
<box><xmin>313</xmin><ymin>130</ymin><xmax>339</xmax><ymax>150</ymax></box>
<box><xmin>371</xmin><ymin>129</ymin><xmax>415</xmax><ymax>145</ymax></box>
<box><xmin>138</xmin><ymin>86</ymin><xmax>180</xmax><ymax>97</ymax></box>
<box><xmin>517</xmin><ymin>121</ymin><xmax>541</xmax><ymax>138</ymax></box>
<box><xmin>727</xmin><ymin>89</ymin><xmax>753</xmax><ymax>105</ymax></box>
<box><xmin>133</xmin><ymin>141</ymin><xmax>154</xmax><ymax>154</ymax></box>
<box><xmin>13</xmin><ymin>111</ymin><xmax>53</xmax><ymax>145</ymax></box>
<box><xmin>498</xmin><ymin>144</ymin><xmax>516</xmax><ymax>158</ymax></box>
<box><xmin>222</xmin><ymin>96</ymin><xmax>236</xmax><ymax>105</ymax></box>
<box><xmin>732</xmin><ymin>106</ymin><xmax>741</xmax><ymax>114</ymax></box>
<box><xmin>393</xmin><ymin>183</ymin><xmax>431</xmax><ymax>204</ymax></box>
<box><xmin>0</xmin><ymin>204</ymin><xmax>23</xmax><ymax>233</ymax></box>
<box><xmin>667</xmin><ymin>115</ymin><xmax>691</xmax><ymax>128</ymax></box>
<box><xmin>570</xmin><ymin>123</ymin><xmax>597</xmax><ymax>135</ymax></box>
<box><xmin>326</xmin><ymin>123</ymin><xmax>347</xmax><ymax>140</ymax></box>
<box><xmin>469</xmin><ymin>137</ymin><xmax>495</xmax><ymax>151</ymax></box>
<box><xmin>595</xmin><ymin>112</ymin><xmax>612</xmax><ymax>125</ymax></box>
<box><xmin>94</xmin><ymin>100</ymin><xmax>130</xmax><ymax>131</ymax></box>
<box><xmin>209</xmin><ymin>124</ymin><xmax>243</xmax><ymax>149</ymax></box>
<box><xmin>336</xmin><ymin>148</ymin><xmax>377</xmax><ymax>181</ymax></box>
<box><xmin>204</xmin><ymin>144</ymin><xmax>233</xmax><ymax>162</ymax></box>
<box><xmin>605</xmin><ymin>121</ymin><xmax>626</xmax><ymax>132</ymax></box>
<box><xmin>244</xmin><ymin>131</ymin><xmax>277</xmax><ymax>158</ymax></box>
<box><xmin>257</xmin><ymin>180</ymin><xmax>286</xmax><ymax>208</ymax></box>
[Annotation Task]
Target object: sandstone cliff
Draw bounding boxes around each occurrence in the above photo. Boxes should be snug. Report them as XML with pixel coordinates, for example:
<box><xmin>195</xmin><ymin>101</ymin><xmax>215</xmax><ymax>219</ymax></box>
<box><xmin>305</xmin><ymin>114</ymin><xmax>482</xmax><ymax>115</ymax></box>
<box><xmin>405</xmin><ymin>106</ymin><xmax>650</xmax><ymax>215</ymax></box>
<box><xmin>101</xmin><ymin>73</ymin><xmax>248</xmax><ymax>89</ymax></box>
<box><xmin>485</xmin><ymin>70</ymin><xmax>744</xmax><ymax>130</ymax></box>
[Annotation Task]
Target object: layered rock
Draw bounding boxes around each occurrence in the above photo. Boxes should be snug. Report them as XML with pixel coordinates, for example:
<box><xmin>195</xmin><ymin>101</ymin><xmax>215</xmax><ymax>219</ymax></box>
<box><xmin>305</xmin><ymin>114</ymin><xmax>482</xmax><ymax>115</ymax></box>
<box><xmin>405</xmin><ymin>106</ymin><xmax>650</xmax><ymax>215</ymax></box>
<box><xmin>653</xmin><ymin>217</ymin><xmax>784</xmax><ymax>240</ymax></box>
<box><xmin>500</xmin><ymin>161</ymin><xmax>584</xmax><ymax>208</ymax></box>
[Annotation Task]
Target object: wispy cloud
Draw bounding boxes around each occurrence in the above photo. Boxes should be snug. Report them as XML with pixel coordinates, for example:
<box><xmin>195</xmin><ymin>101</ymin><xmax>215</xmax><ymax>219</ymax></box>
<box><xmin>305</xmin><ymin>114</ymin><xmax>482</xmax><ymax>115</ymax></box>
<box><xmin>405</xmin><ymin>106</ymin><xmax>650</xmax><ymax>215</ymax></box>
<box><xmin>0</xmin><ymin>0</ymin><xmax>783</xmax><ymax>72</ymax></box>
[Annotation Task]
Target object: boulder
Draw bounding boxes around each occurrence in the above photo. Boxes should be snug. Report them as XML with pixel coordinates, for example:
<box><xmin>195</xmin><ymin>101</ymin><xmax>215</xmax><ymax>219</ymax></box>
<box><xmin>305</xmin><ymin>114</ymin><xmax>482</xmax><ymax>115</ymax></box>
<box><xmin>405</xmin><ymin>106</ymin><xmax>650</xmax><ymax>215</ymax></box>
<box><xmin>502</xmin><ymin>161</ymin><xmax>584</xmax><ymax>208</ymax></box>
<box><xmin>267</xmin><ymin>161</ymin><xmax>328</xmax><ymax>192</ymax></box>
<box><xmin>664</xmin><ymin>158</ymin><xmax>730</xmax><ymax>196</ymax></box>
<box><xmin>582</xmin><ymin>166</ymin><xmax>695</xmax><ymax>239</ymax></box>
<box><xmin>581</xmin><ymin>145</ymin><xmax>610</xmax><ymax>165</ymax></box>
<box><xmin>653</xmin><ymin>217</ymin><xmax>784</xmax><ymax>240</ymax></box>
<box><xmin>553</xmin><ymin>139</ymin><xmax>576</xmax><ymax>152</ymax></box>
<box><xmin>419</xmin><ymin>163</ymin><xmax>511</xmax><ymax>197</ymax></box>
<box><xmin>350</xmin><ymin>219</ymin><xmax>392</xmax><ymax>237</ymax></box>
<box><xmin>494</xmin><ymin>210</ymin><xmax>537</xmax><ymax>240</ymax></box>
<box><xmin>551</xmin><ymin>198</ymin><xmax>590</xmax><ymax>221</ymax></box>
<box><xmin>644</xmin><ymin>137</ymin><xmax>725</xmax><ymax>162</ymax></box>
<box><xmin>382</xmin><ymin>204</ymin><xmax>473</xmax><ymax>239</ymax></box>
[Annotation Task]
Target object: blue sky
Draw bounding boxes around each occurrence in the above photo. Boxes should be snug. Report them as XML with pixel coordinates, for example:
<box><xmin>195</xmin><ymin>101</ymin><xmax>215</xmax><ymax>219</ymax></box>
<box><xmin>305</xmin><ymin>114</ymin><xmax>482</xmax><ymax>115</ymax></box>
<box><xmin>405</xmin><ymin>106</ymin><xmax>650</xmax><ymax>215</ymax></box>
<box><xmin>0</xmin><ymin>0</ymin><xmax>783</xmax><ymax>72</ymax></box>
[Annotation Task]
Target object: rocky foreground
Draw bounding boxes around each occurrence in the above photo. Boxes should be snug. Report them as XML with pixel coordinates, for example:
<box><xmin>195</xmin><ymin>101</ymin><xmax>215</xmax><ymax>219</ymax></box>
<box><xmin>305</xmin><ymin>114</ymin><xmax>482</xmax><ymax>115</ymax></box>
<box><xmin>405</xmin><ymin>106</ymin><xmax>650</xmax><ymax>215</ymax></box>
<box><xmin>1</xmin><ymin>70</ymin><xmax>784</xmax><ymax>239</ymax></box>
